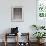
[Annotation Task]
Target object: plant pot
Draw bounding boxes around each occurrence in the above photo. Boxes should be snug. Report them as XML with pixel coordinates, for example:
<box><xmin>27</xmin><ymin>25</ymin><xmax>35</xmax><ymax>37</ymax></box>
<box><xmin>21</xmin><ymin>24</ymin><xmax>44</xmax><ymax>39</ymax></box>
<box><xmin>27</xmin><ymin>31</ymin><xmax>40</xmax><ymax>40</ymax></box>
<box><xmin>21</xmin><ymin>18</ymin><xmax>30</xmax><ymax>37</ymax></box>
<box><xmin>37</xmin><ymin>39</ymin><xmax>45</xmax><ymax>44</ymax></box>
<box><xmin>40</xmin><ymin>38</ymin><xmax>45</xmax><ymax>43</ymax></box>
<box><xmin>37</xmin><ymin>39</ymin><xmax>40</xmax><ymax>43</ymax></box>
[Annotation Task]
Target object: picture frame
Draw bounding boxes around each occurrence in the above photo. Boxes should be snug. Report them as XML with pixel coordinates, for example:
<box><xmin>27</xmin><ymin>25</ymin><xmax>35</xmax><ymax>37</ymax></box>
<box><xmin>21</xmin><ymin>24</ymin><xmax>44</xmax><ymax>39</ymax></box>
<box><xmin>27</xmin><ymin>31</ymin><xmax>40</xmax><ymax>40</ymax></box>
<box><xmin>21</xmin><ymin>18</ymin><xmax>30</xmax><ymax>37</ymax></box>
<box><xmin>11</xmin><ymin>6</ymin><xmax>24</xmax><ymax>22</ymax></box>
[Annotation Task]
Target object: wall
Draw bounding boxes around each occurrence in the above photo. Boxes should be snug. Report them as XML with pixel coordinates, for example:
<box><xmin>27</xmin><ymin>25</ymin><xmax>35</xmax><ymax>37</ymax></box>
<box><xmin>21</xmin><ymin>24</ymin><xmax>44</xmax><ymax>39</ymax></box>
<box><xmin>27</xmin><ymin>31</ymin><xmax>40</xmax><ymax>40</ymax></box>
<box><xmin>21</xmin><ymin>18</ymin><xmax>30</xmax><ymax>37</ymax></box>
<box><xmin>0</xmin><ymin>0</ymin><xmax>36</xmax><ymax>42</ymax></box>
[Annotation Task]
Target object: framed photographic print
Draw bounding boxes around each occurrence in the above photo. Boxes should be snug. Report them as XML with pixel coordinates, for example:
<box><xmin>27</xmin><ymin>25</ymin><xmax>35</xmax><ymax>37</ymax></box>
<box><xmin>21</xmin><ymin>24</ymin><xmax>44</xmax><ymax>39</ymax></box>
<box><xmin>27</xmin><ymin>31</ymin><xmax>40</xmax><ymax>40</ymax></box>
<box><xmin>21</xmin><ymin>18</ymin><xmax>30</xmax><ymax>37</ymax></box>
<box><xmin>11</xmin><ymin>6</ymin><xmax>24</xmax><ymax>22</ymax></box>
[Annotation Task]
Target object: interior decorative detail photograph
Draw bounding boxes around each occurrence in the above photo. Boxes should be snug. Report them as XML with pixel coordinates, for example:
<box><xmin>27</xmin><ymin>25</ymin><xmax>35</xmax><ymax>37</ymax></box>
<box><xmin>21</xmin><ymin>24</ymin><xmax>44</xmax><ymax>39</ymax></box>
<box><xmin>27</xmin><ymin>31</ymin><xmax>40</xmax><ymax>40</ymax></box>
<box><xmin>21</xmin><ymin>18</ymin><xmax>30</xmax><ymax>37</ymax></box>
<box><xmin>0</xmin><ymin>0</ymin><xmax>46</xmax><ymax>46</ymax></box>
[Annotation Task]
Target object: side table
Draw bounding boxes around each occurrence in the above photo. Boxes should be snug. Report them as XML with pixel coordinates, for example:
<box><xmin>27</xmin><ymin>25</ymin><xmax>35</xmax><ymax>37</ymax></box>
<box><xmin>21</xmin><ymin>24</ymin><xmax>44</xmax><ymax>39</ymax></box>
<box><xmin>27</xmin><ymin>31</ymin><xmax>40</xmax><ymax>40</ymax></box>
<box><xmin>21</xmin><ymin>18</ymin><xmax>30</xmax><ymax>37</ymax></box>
<box><xmin>4</xmin><ymin>33</ymin><xmax>18</xmax><ymax>46</ymax></box>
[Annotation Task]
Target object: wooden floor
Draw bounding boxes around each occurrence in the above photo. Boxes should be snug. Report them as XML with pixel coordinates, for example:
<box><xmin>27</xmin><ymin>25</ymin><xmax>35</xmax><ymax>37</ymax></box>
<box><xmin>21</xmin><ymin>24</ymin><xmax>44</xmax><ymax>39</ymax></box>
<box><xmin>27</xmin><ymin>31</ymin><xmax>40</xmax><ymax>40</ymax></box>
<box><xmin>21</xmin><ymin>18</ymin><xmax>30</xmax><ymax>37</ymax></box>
<box><xmin>0</xmin><ymin>42</ymin><xmax>46</xmax><ymax>46</ymax></box>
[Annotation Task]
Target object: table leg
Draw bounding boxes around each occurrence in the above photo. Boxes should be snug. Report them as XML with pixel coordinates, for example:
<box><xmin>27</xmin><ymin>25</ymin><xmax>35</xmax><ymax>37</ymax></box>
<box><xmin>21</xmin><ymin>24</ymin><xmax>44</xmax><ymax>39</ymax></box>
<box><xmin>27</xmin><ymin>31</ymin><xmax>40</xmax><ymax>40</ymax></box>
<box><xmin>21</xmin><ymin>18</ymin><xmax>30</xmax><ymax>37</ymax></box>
<box><xmin>5</xmin><ymin>34</ymin><xmax>7</xmax><ymax>46</ymax></box>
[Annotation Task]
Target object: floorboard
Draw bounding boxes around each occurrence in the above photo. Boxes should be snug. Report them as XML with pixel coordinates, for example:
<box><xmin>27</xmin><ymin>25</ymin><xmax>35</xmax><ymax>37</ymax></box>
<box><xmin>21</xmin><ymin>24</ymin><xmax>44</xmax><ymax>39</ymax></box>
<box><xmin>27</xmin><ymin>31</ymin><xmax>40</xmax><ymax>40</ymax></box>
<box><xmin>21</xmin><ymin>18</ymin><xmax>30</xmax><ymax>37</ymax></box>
<box><xmin>0</xmin><ymin>42</ymin><xmax>46</xmax><ymax>46</ymax></box>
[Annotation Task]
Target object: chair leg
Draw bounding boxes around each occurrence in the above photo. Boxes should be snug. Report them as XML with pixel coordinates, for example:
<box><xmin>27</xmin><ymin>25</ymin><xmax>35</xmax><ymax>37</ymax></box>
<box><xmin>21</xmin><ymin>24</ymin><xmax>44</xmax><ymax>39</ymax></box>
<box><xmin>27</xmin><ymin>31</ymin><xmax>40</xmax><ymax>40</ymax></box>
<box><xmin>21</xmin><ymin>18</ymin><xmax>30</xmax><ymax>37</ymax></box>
<box><xmin>4</xmin><ymin>41</ymin><xmax>7</xmax><ymax>46</ymax></box>
<box><xmin>15</xmin><ymin>34</ymin><xmax>18</xmax><ymax>46</ymax></box>
<box><xmin>4</xmin><ymin>33</ymin><xmax>7</xmax><ymax>46</ymax></box>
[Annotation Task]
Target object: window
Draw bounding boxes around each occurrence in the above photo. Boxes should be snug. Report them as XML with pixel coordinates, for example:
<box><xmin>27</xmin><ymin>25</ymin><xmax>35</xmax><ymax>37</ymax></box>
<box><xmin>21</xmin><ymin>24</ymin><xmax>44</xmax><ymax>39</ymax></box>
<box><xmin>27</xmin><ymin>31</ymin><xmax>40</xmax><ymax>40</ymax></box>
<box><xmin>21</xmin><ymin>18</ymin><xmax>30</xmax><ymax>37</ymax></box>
<box><xmin>36</xmin><ymin>0</ymin><xmax>46</xmax><ymax>26</ymax></box>
<box><xmin>37</xmin><ymin>0</ymin><xmax>46</xmax><ymax>18</ymax></box>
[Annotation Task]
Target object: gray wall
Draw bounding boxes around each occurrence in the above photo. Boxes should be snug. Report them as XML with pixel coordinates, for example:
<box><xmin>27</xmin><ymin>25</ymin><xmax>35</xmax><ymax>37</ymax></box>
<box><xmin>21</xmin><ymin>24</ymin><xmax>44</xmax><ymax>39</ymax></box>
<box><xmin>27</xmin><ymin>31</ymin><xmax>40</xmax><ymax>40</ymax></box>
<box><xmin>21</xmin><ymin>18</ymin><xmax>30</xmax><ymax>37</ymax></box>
<box><xmin>0</xmin><ymin>0</ymin><xmax>37</xmax><ymax>42</ymax></box>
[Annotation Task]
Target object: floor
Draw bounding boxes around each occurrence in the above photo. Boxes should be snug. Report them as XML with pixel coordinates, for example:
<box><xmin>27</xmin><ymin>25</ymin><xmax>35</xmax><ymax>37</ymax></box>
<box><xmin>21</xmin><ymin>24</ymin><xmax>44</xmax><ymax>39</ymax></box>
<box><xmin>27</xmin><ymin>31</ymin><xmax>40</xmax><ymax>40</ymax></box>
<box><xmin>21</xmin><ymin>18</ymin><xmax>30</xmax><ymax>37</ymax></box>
<box><xmin>0</xmin><ymin>42</ymin><xmax>46</xmax><ymax>46</ymax></box>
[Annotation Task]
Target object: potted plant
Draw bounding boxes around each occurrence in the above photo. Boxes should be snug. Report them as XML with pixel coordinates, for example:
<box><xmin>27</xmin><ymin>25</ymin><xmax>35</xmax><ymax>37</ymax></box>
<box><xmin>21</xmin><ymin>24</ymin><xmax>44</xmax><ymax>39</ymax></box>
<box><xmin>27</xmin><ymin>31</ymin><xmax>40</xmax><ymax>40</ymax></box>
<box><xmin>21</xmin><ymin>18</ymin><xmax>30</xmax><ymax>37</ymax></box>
<box><xmin>33</xmin><ymin>32</ymin><xmax>46</xmax><ymax>43</ymax></box>
<box><xmin>40</xmin><ymin>26</ymin><xmax>45</xmax><ymax>29</ymax></box>
<box><xmin>32</xmin><ymin>25</ymin><xmax>39</xmax><ymax>30</ymax></box>
<box><xmin>32</xmin><ymin>24</ymin><xmax>45</xmax><ymax>30</ymax></box>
